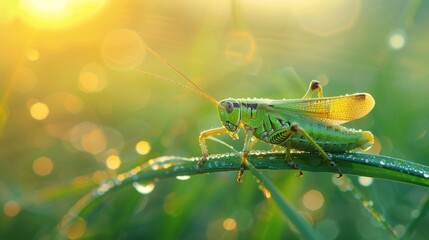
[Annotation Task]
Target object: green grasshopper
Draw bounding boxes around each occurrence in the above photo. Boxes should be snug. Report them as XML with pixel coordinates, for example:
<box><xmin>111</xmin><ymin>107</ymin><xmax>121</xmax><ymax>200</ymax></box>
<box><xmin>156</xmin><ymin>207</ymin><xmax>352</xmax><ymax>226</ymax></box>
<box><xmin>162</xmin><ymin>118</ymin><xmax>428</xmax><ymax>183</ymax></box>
<box><xmin>143</xmin><ymin>48</ymin><xmax>375</xmax><ymax>182</ymax></box>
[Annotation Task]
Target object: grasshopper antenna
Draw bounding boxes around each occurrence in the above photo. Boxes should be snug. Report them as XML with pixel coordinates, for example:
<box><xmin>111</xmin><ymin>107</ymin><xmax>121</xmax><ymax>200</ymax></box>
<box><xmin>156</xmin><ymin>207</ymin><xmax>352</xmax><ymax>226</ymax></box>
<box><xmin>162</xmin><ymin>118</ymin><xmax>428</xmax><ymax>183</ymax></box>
<box><xmin>144</xmin><ymin>47</ymin><xmax>218</xmax><ymax>106</ymax></box>
<box><xmin>135</xmin><ymin>69</ymin><xmax>215</xmax><ymax>103</ymax></box>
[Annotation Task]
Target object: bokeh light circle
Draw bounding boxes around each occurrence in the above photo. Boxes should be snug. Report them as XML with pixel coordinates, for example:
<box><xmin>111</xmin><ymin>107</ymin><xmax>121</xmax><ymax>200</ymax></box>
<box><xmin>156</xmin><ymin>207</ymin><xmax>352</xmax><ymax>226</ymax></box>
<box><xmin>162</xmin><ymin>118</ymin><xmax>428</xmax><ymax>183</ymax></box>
<box><xmin>33</xmin><ymin>156</ymin><xmax>54</xmax><ymax>176</ymax></box>
<box><xmin>101</xmin><ymin>29</ymin><xmax>146</xmax><ymax>70</ymax></box>
<box><xmin>30</xmin><ymin>102</ymin><xmax>50</xmax><ymax>120</ymax></box>
<box><xmin>302</xmin><ymin>189</ymin><xmax>325</xmax><ymax>211</ymax></box>
<box><xmin>3</xmin><ymin>201</ymin><xmax>20</xmax><ymax>217</ymax></box>
<box><xmin>136</xmin><ymin>140</ymin><xmax>151</xmax><ymax>155</ymax></box>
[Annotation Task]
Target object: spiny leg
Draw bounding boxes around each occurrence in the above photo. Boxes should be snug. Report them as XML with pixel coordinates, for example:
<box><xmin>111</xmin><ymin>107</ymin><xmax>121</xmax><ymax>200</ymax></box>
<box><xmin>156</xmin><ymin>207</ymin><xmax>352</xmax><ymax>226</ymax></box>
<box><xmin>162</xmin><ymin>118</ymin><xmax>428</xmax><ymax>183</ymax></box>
<box><xmin>237</xmin><ymin>128</ymin><xmax>256</xmax><ymax>183</ymax></box>
<box><xmin>290</xmin><ymin>123</ymin><xmax>343</xmax><ymax>177</ymax></box>
<box><xmin>302</xmin><ymin>80</ymin><xmax>323</xmax><ymax>99</ymax></box>
<box><xmin>198</xmin><ymin>127</ymin><xmax>230</xmax><ymax>167</ymax></box>
<box><xmin>284</xmin><ymin>139</ymin><xmax>303</xmax><ymax>176</ymax></box>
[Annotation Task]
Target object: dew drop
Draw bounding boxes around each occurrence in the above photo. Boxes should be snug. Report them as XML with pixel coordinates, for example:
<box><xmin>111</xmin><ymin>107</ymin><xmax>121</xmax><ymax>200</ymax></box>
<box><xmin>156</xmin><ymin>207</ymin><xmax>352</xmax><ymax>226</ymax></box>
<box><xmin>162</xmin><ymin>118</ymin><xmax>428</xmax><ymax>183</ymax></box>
<box><xmin>162</xmin><ymin>163</ymin><xmax>172</xmax><ymax>169</ymax></box>
<box><xmin>424</xmin><ymin>172</ymin><xmax>429</xmax><ymax>179</ymax></box>
<box><xmin>379</xmin><ymin>160</ymin><xmax>385</xmax><ymax>166</ymax></box>
<box><xmin>353</xmin><ymin>192</ymin><xmax>362</xmax><ymax>199</ymax></box>
<box><xmin>133</xmin><ymin>182</ymin><xmax>155</xmax><ymax>194</ymax></box>
<box><xmin>176</xmin><ymin>175</ymin><xmax>190</xmax><ymax>181</ymax></box>
<box><xmin>95</xmin><ymin>181</ymin><xmax>115</xmax><ymax>196</ymax></box>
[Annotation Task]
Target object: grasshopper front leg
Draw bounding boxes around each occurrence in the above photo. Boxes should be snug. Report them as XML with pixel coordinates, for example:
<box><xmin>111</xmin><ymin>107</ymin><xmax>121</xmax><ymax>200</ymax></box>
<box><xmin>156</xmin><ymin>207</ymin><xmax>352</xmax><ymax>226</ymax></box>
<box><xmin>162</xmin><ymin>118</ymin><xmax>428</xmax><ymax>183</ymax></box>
<box><xmin>237</xmin><ymin>127</ymin><xmax>256</xmax><ymax>183</ymax></box>
<box><xmin>198</xmin><ymin>126</ymin><xmax>256</xmax><ymax>182</ymax></box>
<box><xmin>198</xmin><ymin>127</ymin><xmax>231</xmax><ymax>167</ymax></box>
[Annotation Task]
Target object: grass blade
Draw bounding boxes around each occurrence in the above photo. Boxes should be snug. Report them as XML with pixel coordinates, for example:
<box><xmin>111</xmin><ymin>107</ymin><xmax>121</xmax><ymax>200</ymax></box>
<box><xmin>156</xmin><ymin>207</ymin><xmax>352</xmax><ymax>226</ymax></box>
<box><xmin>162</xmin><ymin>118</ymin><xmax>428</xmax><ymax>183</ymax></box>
<box><xmin>58</xmin><ymin>152</ymin><xmax>429</xmax><ymax>236</ymax></box>
<box><xmin>246</xmin><ymin>161</ymin><xmax>320</xmax><ymax>240</ymax></box>
<box><xmin>403</xmin><ymin>194</ymin><xmax>429</xmax><ymax>239</ymax></box>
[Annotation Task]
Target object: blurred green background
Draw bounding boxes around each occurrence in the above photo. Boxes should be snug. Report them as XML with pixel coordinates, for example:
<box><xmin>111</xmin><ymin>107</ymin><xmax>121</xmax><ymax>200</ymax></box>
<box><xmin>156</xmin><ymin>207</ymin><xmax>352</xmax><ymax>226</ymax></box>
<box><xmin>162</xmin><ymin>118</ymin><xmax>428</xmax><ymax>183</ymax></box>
<box><xmin>1</xmin><ymin>0</ymin><xmax>429</xmax><ymax>239</ymax></box>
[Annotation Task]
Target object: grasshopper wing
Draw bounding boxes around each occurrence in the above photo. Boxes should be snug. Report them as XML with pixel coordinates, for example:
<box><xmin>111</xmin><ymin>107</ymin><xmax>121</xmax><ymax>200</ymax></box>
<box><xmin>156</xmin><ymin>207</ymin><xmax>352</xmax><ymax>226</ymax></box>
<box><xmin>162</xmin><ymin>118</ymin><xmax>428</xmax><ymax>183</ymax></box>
<box><xmin>267</xmin><ymin>93</ymin><xmax>375</xmax><ymax>125</ymax></box>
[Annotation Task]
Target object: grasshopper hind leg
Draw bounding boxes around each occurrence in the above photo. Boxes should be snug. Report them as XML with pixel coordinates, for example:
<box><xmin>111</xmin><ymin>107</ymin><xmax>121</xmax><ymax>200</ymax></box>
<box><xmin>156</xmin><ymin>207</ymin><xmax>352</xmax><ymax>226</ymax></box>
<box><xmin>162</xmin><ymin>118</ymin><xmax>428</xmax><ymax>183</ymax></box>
<box><xmin>271</xmin><ymin>123</ymin><xmax>343</xmax><ymax>177</ymax></box>
<box><xmin>284</xmin><ymin>140</ymin><xmax>303</xmax><ymax>177</ymax></box>
<box><xmin>302</xmin><ymin>80</ymin><xmax>323</xmax><ymax>99</ymax></box>
<box><xmin>290</xmin><ymin>123</ymin><xmax>343</xmax><ymax>177</ymax></box>
<box><xmin>269</xmin><ymin>127</ymin><xmax>303</xmax><ymax>176</ymax></box>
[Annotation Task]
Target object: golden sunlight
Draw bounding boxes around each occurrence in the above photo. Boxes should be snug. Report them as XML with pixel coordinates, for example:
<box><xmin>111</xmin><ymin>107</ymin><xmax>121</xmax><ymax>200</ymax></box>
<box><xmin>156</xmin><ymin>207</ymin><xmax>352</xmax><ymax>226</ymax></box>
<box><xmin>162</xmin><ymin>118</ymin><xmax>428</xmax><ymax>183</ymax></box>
<box><xmin>0</xmin><ymin>2</ymin><xmax>18</xmax><ymax>25</ymax></box>
<box><xmin>19</xmin><ymin>0</ymin><xmax>108</xmax><ymax>30</ymax></box>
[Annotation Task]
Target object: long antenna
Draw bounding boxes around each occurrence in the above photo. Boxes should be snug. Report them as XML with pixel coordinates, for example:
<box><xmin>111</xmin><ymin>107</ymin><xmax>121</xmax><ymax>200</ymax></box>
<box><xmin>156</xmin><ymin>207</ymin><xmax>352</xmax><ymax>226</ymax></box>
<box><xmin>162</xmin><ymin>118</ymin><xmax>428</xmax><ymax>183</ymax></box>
<box><xmin>145</xmin><ymin>47</ymin><xmax>218</xmax><ymax>106</ymax></box>
<box><xmin>135</xmin><ymin>69</ymin><xmax>212</xmax><ymax>101</ymax></box>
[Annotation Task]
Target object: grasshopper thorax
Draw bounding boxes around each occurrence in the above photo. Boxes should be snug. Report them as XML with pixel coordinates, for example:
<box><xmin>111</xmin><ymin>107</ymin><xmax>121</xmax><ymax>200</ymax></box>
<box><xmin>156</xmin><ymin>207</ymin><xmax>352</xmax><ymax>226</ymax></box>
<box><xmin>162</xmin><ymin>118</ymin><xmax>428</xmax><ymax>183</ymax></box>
<box><xmin>218</xmin><ymin>98</ymin><xmax>241</xmax><ymax>133</ymax></box>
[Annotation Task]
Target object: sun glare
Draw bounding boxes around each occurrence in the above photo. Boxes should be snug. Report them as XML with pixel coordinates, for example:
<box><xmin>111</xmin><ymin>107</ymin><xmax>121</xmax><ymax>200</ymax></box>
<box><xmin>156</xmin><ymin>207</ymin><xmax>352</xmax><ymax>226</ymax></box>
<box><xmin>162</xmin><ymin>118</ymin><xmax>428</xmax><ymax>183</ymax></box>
<box><xmin>19</xmin><ymin>0</ymin><xmax>108</xmax><ymax>30</ymax></box>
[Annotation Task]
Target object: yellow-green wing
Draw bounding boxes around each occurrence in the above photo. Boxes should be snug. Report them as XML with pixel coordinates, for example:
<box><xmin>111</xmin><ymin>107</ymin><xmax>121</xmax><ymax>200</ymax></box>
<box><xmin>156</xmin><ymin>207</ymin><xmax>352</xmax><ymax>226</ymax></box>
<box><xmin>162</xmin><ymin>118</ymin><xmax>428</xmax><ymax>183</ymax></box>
<box><xmin>267</xmin><ymin>93</ymin><xmax>375</xmax><ymax>125</ymax></box>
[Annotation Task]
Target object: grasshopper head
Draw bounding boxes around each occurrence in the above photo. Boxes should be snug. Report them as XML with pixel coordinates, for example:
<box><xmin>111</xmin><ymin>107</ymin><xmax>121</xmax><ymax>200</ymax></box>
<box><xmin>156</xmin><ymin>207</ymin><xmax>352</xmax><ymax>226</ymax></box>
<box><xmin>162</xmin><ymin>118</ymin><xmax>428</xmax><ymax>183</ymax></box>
<box><xmin>218</xmin><ymin>98</ymin><xmax>241</xmax><ymax>132</ymax></box>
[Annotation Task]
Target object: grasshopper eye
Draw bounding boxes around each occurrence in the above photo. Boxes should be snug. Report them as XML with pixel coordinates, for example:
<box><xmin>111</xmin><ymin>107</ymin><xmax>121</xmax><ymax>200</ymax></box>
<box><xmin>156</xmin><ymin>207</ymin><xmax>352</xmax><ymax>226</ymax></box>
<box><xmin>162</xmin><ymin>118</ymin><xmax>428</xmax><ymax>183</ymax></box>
<box><xmin>225</xmin><ymin>101</ymin><xmax>234</xmax><ymax>114</ymax></box>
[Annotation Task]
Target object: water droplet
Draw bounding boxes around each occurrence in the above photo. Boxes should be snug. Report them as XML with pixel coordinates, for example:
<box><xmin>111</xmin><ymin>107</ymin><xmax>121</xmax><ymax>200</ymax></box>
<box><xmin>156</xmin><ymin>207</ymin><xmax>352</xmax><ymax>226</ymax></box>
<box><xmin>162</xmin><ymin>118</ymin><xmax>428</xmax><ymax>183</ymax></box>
<box><xmin>162</xmin><ymin>163</ymin><xmax>172</xmax><ymax>169</ymax></box>
<box><xmin>113</xmin><ymin>179</ymin><xmax>122</xmax><ymax>186</ymax></box>
<box><xmin>353</xmin><ymin>192</ymin><xmax>362</xmax><ymax>199</ymax></box>
<box><xmin>150</xmin><ymin>164</ymin><xmax>162</xmax><ymax>170</ymax></box>
<box><xmin>95</xmin><ymin>181</ymin><xmax>115</xmax><ymax>196</ymax></box>
<box><xmin>130</xmin><ymin>166</ymin><xmax>142</xmax><ymax>175</ymax></box>
<box><xmin>424</xmin><ymin>172</ymin><xmax>429</xmax><ymax>178</ymax></box>
<box><xmin>379</xmin><ymin>160</ymin><xmax>385</xmax><ymax>166</ymax></box>
<box><xmin>132</xmin><ymin>182</ymin><xmax>155</xmax><ymax>194</ymax></box>
<box><xmin>117</xmin><ymin>174</ymin><xmax>125</xmax><ymax>182</ymax></box>
<box><xmin>176</xmin><ymin>175</ymin><xmax>190</xmax><ymax>181</ymax></box>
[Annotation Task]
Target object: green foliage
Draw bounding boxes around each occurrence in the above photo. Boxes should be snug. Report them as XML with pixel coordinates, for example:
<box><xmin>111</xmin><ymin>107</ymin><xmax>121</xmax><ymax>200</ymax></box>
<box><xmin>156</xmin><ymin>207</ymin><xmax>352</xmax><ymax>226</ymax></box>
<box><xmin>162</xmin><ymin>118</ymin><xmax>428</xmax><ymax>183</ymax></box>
<box><xmin>58</xmin><ymin>152</ymin><xmax>428</xmax><ymax>239</ymax></box>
